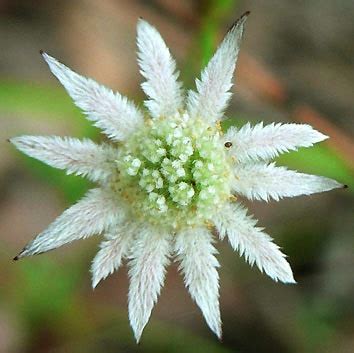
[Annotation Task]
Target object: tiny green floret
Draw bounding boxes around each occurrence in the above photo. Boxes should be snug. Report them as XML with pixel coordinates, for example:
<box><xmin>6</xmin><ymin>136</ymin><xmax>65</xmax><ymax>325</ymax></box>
<box><xmin>115</xmin><ymin>112</ymin><xmax>232</xmax><ymax>230</ymax></box>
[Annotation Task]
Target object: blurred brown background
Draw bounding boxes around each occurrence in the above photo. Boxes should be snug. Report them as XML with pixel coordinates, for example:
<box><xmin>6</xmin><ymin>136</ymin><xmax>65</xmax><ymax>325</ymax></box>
<box><xmin>1</xmin><ymin>1</ymin><xmax>353</xmax><ymax>352</ymax></box>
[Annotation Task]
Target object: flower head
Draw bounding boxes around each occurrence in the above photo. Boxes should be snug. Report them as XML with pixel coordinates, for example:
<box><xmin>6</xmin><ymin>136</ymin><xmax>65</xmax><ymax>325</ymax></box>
<box><xmin>11</xmin><ymin>12</ymin><xmax>344</xmax><ymax>342</ymax></box>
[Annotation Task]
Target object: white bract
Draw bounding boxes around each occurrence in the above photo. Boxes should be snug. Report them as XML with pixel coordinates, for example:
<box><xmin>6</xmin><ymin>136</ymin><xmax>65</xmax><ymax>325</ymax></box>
<box><xmin>11</xmin><ymin>12</ymin><xmax>344</xmax><ymax>342</ymax></box>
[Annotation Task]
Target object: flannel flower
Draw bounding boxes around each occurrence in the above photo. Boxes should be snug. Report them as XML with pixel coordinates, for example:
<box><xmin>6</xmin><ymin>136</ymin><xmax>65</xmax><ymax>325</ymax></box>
<box><xmin>11</xmin><ymin>12</ymin><xmax>344</xmax><ymax>342</ymax></box>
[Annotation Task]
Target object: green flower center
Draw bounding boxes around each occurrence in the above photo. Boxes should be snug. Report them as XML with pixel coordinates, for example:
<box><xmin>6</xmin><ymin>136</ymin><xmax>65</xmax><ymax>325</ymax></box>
<box><xmin>115</xmin><ymin>112</ymin><xmax>232</xmax><ymax>230</ymax></box>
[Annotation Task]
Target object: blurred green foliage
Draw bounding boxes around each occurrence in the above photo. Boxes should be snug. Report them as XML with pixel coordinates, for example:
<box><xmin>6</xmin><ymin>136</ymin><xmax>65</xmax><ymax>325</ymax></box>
<box><xmin>279</xmin><ymin>145</ymin><xmax>353</xmax><ymax>190</ymax></box>
<box><xmin>198</xmin><ymin>0</ymin><xmax>236</xmax><ymax>66</ymax></box>
<box><xmin>183</xmin><ymin>0</ymin><xmax>236</xmax><ymax>87</ymax></box>
<box><xmin>2</xmin><ymin>80</ymin><xmax>98</xmax><ymax>202</ymax></box>
<box><xmin>11</xmin><ymin>258</ymin><xmax>81</xmax><ymax>329</ymax></box>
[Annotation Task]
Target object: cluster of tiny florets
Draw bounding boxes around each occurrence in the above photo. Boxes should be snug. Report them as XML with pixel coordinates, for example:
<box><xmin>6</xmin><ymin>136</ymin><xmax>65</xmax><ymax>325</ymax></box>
<box><xmin>115</xmin><ymin>112</ymin><xmax>232</xmax><ymax>230</ymax></box>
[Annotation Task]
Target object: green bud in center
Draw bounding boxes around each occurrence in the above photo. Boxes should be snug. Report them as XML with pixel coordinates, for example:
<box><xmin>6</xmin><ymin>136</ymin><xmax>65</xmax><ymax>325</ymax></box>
<box><xmin>115</xmin><ymin>112</ymin><xmax>232</xmax><ymax>230</ymax></box>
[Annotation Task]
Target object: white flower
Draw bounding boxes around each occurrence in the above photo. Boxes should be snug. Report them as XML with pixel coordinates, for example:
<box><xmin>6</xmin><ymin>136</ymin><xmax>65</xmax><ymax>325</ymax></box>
<box><xmin>10</xmin><ymin>12</ymin><xmax>344</xmax><ymax>342</ymax></box>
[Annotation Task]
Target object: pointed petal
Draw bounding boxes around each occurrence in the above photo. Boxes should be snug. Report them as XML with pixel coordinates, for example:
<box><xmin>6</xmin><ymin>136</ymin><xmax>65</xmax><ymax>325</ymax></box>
<box><xmin>175</xmin><ymin>228</ymin><xmax>222</xmax><ymax>339</ymax></box>
<box><xmin>213</xmin><ymin>203</ymin><xmax>295</xmax><ymax>283</ymax></box>
<box><xmin>187</xmin><ymin>12</ymin><xmax>249</xmax><ymax>123</ymax></box>
<box><xmin>137</xmin><ymin>19</ymin><xmax>183</xmax><ymax>118</ymax></box>
<box><xmin>10</xmin><ymin>135</ymin><xmax>116</xmax><ymax>182</ymax></box>
<box><xmin>15</xmin><ymin>188</ymin><xmax>124</xmax><ymax>259</ymax></box>
<box><xmin>41</xmin><ymin>52</ymin><xmax>144</xmax><ymax>141</ymax></box>
<box><xmin>128</xmin><ymin>228</ymin><xmax>171</xmax><ymax>342</ymax></box>
<box><xmin>224</xmin><ymin>122</ymin><xmax>328</xmax><ymax>162</ymax></box>
<box><xmin>91</xmin><ymin>222</ymin><xmax>136</xmax><ymax>288</ymax></box>
<box><xmin>232</xmin><ymin>162</ymin><xmax>344</xmax><ymax>201</ymax></box>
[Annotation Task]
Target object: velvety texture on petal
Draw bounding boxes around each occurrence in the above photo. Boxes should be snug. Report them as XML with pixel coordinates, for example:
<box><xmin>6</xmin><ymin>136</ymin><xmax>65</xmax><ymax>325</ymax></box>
<box><xmin>187</xmin><ymin>12</ymin><xmax>248</xmax><ymax>123</ymax></box>
<box><xmin>175</xmin><ymin>228</ymin><xmax>222</xmax><ymax>339</ymax></box>
<box><xmin>42</xmin><ymin>52</ymin><xmax>144</xmax><ymax>141</ymax></box>
<box><xmin>213</xmin><ymin>203</ymin><xmax>295</xmax><ymax>283</ymax></box>
<box><xmin>232</xmin><ymin>162</ymin><xmax>344</xmax><ymax>201</ymax></box>
<box><xmin>91</xmin><ymin>222</ymin><xmax>137</xmax><ymax>288</ymax></box>
<box><xmin>128</xmin><ymin>229</ymin><xmax>171</xmax><ymax>342</ymax></box>
<box><xmin>137</xmin><ymin>19</ymin><xmax>183</xmax><ymax>118</ymax></box>
<box><xmin>14</xmin><ymin>188</ymin><xmax>124</xmax><ymax>259</ymax></box>
<box><xmin>224</xmin><ymin>122</ymin><xmax>327</xmax><ymax>162</ymax></box>
<box><xmin>11</xmin><ymin>135</ymin><xmax>116</xmax><ymax>182</ymax></box>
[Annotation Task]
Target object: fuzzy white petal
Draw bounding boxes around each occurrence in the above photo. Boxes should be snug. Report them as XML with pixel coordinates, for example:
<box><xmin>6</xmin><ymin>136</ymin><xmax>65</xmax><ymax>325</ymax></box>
<box><xmin>128</xmin><ymin>228</ymin><xmax>171</xmax><ymax>343</ymax></box>
<box><xmin>232</xmin><ymin>162</ymin><xmax>344</xmax><ymax>201</ymax></box>
<box><xmin>225</xmin><ymin>122</ymin><xmax>328</xmax><ymax>162</ymax></box>
<box><xmin>42</xmin><ymin>52</ymin><xmax>144</xmax><ymax>141</ymax></box>
<box><xmin>10</xmin><ymin>135</ymin><xmax>116</xmax><ymax>182</ymax></box>
<box><xmin>187</xmin><ymin>12</ymin><xmax>248</xmax><ymax>123</ymax></box>
<box><xmin>137</xmin><ymin>19</ymin><xmax>183</xmax><ymax>118</ymax></box>
<box><xmin>15</xmin><ymin>188</ymin><xmax>124</xmax><ymax>259</ymax></box>
<box><xmin>175</xmin><ymin>228</ymin><xmax>221</xmax><ymax>339</ymax></box>
<box><xmin>213</xmin><ymin>203</ymin><xmax>295</xmax><ymax>283</ymax></box>
<box><xmin>91</xmin><ymin>222</ymin><xmax>137</xmax><ymax>288</ymax></box>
